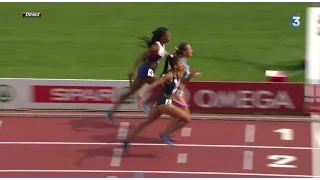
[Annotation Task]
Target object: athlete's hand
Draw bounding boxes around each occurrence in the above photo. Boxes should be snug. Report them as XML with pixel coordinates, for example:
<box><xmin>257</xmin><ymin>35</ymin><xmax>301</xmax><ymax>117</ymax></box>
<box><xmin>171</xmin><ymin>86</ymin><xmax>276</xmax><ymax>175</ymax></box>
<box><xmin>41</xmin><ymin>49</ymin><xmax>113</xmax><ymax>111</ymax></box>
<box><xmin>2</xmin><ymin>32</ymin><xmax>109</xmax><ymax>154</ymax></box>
<box><xmin>190</xmin><ymin>68</ymin><xmax>197</xmax><ymax>75</ymax></box>
<box><xmin>194</xmin><ymin>72</ymin><xmax>202</xmax><ymax>78</ymax></box>
<box><xmin>128</xmin><ymin>71</ymin><xmax>135</xmax><ymax>80</ymax></box>
<box><xmin>165</xmin><ymin>50</ymin><xmax>174</xmax><ymax>56</ymax></box>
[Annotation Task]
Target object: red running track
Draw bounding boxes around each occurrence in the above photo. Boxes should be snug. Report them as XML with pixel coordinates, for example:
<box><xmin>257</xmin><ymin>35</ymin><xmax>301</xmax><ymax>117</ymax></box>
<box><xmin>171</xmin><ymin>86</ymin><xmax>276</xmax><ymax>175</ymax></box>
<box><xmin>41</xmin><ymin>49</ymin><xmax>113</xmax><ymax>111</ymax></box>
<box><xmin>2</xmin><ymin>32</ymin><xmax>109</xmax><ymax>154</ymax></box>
<box><xmin>0</xmin><ymin>116</ymin><xmax>316</xmax><ymax>178</ymax></box>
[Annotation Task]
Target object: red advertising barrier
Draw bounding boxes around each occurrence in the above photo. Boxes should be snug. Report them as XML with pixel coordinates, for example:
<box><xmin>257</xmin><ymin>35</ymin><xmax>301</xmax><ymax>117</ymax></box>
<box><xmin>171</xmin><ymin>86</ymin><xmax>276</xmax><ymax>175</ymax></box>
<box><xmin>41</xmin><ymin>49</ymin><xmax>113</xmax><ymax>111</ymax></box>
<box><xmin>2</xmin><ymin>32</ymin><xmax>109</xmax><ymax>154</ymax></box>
<box><xmin>184</xmin><ymin>81</ymin><xmax>304</xmax><ymax>113</ymax></box>
<box><xmin>33</xmin><ymin>85</ymin><xmax>116</xmax><ymax>104</ymax></box>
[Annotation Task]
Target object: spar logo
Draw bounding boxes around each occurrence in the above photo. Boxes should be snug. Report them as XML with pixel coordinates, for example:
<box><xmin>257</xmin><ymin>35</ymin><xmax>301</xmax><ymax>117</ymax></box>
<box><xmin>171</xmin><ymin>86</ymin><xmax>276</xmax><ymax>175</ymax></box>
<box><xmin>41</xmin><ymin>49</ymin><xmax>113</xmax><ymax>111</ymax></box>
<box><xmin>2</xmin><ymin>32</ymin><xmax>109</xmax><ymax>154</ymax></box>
<box><xmin>33</xmin><ymin>85</ymin><xmax>135</xmax><ymax>104</ymax></box>
<box><xmin>184</xmin><ymin>89</ymin><xmax>295</xmax><ymax>109</ymax></box>
<box><xmin>0</xmin><ymin>85</ymin><xmax>16</xmax><ymax>103</ymax></box>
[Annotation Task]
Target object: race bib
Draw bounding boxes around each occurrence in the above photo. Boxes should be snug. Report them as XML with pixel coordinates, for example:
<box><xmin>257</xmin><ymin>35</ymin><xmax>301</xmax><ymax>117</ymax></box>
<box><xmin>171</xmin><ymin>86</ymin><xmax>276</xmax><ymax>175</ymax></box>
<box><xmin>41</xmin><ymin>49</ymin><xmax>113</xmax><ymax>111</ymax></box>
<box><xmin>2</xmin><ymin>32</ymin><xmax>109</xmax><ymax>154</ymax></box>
<box><xmin>165</xmin><ymin>99</ymin><xmax>172</xmax><ymax>105</ymax></box>
<box><xmin>147</xmin><ymin>68</ymin><xmax>154</xmax><ymax>77</ymax></box>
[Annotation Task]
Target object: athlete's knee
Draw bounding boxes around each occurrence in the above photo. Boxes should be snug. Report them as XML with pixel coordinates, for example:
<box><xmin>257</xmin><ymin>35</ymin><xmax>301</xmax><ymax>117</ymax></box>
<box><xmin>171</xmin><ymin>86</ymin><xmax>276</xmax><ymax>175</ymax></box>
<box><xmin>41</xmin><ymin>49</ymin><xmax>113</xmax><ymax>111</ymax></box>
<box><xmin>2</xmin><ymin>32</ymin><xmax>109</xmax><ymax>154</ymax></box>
<box><xmin>184</xmin><ymin>108</ymin><xmax>190</xmax><ymax>115</ymax></box>
<box><xmin>180</xmin><ymin>115</ymin><xmax>191</xmax><ymax>123</ymax></box>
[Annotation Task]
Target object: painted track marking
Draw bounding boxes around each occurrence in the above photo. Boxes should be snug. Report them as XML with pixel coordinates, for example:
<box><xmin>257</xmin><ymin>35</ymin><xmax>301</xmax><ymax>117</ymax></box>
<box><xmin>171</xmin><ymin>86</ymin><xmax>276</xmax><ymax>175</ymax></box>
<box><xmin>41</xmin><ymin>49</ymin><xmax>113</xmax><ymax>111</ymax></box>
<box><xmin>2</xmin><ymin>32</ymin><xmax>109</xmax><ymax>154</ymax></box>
<box><xmin>116</xmin><ymin>122</ymin><xmax>130</xmax><ymax>140</ymax></box>
<box><xmin>0</xmin><ymin>169</ymin><xmax>317</xmax><ymax>178</ymax></box>
<box><xmin>244</xmin><ymin>125</ymin><xmax>255</xmax><ymax>143</ymax></box>
<box><xmin>0</xmin><ymin>141</ymin><xmax>315</xmax><ymax>150</ymax></box>
<box><xmin>181</xmin><ymin>127</ymin><xmax>191</xmax><ymax>137</ymax></box>
<box><xmin>110</xmin><ymin>148</ymin><xmax>124</xmax><ymax>167</ymax></box>
<box><xmin>243</xmin><ymin>151</ymin><xmax>254</xmax><ymax>170</ymax></box>
<box><xmin>177</xmin><ymin>153</ymin><xmax>188</xmax><ymax>164</ymax></box>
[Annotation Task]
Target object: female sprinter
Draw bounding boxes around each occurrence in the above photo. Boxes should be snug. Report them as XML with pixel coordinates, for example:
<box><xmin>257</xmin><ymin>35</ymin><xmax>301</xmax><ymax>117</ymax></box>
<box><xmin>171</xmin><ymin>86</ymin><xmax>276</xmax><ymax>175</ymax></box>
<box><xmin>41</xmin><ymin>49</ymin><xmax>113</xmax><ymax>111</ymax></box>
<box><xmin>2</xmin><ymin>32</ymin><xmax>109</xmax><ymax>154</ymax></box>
<box><xmin>157</xmin><ymin>42</ymin><xmax>202</xmax><ymax>141</ymax></box>
<box><xmin>173</xmin><ymin>42</ymin><xmax>201</xmax><ymax>114</ymax></box>
<box><xmin>107</xmin><ymin>27</ymin><xmax>171</xmax><ymax>122</ymax></box>
<box><xmin>138</xmin><ymin>42</ymin><xmax>201</xmax><ymax>115</ymax></box>
<box><xmin>123</xmin><ymin>55</ymin><xmax>196</xmax><ymax>150</ymax></box>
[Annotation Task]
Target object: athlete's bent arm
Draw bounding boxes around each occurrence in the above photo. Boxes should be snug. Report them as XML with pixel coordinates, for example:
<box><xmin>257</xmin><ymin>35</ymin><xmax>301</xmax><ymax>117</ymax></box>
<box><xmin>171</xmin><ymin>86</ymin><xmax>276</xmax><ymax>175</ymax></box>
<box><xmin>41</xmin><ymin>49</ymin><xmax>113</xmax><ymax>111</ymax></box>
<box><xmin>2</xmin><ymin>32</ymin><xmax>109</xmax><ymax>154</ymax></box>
<box><xmin>130</xmin><ymin>44</ymin><xmax>160</xmax><ymax>75</ymax></box>
<box><xmin>181</xmin><ymin>68</ymin><xmax>196</xmax><ymax>84</ymax></box>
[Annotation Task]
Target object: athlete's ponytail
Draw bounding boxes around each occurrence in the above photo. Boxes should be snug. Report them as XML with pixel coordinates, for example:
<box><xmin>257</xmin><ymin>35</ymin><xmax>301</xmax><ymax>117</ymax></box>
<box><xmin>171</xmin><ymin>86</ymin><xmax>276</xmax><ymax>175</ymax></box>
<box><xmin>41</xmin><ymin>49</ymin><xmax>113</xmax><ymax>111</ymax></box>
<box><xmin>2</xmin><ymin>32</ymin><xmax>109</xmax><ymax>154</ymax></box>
<box><xmin>162</xmin><ymin>55</ymin><xmax>180</xmax><ymax>76</ymax></box>
<box><xmin>161</xmin><ymin>55</ymin><xmax>171</xmax><ymax>76</ymax></box>
<box><xmin>174</xmin><ymin>42</ymin><xmax>189</xmax><ymax>57</ymax></box>
<box><xmin>138</xmin><ymin>27</ymin><xmax>169</xmax><ymax>48</ymax></box>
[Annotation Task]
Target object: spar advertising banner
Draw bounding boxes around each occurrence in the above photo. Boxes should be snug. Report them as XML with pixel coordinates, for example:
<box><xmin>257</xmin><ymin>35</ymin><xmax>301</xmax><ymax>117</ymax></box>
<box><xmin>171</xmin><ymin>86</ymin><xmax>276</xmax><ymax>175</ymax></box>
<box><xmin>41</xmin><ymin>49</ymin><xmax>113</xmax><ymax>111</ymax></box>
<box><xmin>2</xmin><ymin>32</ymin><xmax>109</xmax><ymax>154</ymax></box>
<box><xmin>0</xmin><ymin>78</ymin><xmax>138</xmax><ymax>110</ymax></box>
<box><xmin>0</xmin><ymin>78</ymin><xmax>305</xmax><ymax>113</ymax></box>
<box><xmin>183</xmin><ymin>81</ymin><xmax>304</xmax><ymax>113</ymax></box>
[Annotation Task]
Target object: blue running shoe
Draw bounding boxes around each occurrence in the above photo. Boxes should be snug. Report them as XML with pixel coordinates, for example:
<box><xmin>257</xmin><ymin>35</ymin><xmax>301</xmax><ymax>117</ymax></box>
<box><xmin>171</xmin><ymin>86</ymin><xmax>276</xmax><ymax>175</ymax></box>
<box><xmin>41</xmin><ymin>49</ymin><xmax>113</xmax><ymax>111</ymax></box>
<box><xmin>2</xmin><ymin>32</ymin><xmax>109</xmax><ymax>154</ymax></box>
<box><xmin>160</xmin><ymin>133</ymin><xmax>173</xmax><ymax>146</ymax></box>
<box><xmin>107</xmin><ymin>110</ymin><xmax>114</xmax><ymax>123</ymax></box>
<box><xmin>122</xmin><ymin>139</ymin><xmax>130</xmax><ymax>151</ymax></box>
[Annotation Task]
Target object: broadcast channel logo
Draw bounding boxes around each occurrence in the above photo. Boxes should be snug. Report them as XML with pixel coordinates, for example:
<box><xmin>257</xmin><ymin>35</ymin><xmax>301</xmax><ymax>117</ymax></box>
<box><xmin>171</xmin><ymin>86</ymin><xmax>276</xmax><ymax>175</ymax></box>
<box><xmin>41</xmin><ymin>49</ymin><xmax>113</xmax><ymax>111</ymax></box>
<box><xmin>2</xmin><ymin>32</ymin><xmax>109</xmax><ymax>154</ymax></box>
<box><xmin>290</xmin><ymin>14</ymin><xmax>300</xmax><ymax>29</ymax></box>
<box><xmin>22</xmin><ymin>12</ymin><xmax>41</xmax><ymax>18</ymax></box>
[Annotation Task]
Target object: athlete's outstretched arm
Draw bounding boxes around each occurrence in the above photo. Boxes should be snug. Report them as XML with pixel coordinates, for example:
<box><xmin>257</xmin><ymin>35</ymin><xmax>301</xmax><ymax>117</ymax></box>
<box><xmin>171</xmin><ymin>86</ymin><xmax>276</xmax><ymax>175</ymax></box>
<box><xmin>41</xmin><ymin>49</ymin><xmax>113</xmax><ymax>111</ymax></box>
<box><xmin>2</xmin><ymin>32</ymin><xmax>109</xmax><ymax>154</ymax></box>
<box><xmin>130</xmin><ymin>44</ymin><xmax>160</xmax><ymax>75</ymax></box>
<box><xmin>181</xmin><ymin>68</ymin><xmax>196</xmax><ymax>84</ymax></box>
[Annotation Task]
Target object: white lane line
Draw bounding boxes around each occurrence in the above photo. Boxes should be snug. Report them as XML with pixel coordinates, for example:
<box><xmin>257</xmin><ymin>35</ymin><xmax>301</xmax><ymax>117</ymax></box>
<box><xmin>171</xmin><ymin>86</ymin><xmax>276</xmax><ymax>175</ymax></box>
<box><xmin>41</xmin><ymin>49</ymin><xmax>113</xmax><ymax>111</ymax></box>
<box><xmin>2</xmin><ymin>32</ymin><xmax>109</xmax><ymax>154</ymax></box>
<box><xmin>0</xmin><ymin>141</ymin><xmax>315</xmax><ymax>150</ymax></box>
<box><xmin>0</xmin><ymin>169</ymin><xmax>317</xmax><ymax>178</ymax></box>
<box><xmin>244</xmin><ymin>125</ymin><xmax>255</xmax><ymax>143</ymax></box>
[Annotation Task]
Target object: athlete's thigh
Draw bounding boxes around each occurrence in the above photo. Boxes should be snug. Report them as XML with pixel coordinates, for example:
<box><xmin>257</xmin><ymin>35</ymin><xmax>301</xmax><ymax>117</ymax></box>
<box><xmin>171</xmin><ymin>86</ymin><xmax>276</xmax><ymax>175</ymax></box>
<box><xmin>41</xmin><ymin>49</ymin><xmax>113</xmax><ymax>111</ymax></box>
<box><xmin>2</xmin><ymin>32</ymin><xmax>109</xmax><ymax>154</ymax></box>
<box><xmin>146</xmin><ymin>106</ymin><xmax>162</xmax><ymax>124</ymax></box>
<box><xmin>137</xmin><ymin>63</ymin><xmax>157</xmax><ymax>83</ymax></box>
<box><xmin>158</xmin><ymin>103</ymin><xmax>189</xmax><ymax>121</ymax></box>
<box><xmin>146</xmin><ymin>76</ymin><xmax>158</xmax><ymax>84</ymax></box>
<box><xmin>172</xmin><ymin>92</ymin><xmax>189</xmax><ymax>112</ymax></box>
<box><xmin>131</xmin><ymin>76</ymin><xmax>146</xmax><ymax>93</ymax></box>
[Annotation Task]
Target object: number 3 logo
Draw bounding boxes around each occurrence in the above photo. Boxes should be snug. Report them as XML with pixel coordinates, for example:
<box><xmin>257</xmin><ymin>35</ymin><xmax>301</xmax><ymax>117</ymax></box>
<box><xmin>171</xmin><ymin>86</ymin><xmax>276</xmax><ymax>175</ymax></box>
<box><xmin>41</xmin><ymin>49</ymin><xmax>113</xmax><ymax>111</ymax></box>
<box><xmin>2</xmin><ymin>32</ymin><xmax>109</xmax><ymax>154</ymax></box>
<box><xmin>292</xmin><ymin>16</ymin><xmax>300</xmax><ymax>27</ymax></box>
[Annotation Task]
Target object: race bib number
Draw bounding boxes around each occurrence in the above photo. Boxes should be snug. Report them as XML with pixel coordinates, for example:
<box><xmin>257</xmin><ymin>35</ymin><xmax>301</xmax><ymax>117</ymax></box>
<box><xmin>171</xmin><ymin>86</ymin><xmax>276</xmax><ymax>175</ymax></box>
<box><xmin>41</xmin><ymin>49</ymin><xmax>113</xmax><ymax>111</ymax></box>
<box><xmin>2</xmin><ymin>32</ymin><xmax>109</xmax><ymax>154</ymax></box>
<box><xmin>165</xmin><ymin>99</ymin><xmax>172</xmax><ymax>105</ymax></box>
<box><xmin>147</xmin><ymin>69</ymin><xmax>154</xmax><ymax>77</ymax></box>
<box><xmin>175</xmin><ymin>90</ymin><xmax>183</xmax><ymax>96</ymax></box>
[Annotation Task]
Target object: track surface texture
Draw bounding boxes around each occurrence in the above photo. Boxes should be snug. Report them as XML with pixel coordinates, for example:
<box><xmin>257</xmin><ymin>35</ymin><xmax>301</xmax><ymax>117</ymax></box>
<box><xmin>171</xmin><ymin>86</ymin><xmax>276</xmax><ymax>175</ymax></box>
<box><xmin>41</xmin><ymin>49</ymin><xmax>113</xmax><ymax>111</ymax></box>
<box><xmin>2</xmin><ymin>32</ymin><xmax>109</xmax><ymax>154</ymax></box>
<box><xmin>0</xmin><ymin>112</ymin><xmax>319</xmax><ymax>178</ymax></box>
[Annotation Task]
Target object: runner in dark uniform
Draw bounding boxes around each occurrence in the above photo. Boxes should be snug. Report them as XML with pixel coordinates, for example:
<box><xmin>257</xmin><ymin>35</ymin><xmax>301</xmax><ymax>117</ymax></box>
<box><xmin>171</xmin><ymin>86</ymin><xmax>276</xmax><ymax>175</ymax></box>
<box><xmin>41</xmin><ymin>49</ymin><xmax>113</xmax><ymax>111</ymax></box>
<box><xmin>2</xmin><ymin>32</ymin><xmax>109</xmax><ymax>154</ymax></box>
<box><xmin>107</xmin><ymin>27</ymin><xmax>171</xmax><ymax>122</ymax></box>
<box><xmin>123</xmin><ymin>55</ymin><xmax>196</xmax><ymax>150</ymax></box>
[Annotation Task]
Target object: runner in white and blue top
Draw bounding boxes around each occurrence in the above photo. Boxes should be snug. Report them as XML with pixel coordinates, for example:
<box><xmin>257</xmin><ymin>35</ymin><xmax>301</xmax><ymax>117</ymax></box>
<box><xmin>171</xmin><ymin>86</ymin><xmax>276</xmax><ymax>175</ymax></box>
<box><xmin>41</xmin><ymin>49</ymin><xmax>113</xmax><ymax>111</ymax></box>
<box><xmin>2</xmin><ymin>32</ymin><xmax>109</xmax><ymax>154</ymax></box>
<box><xmin>181</xmin><ymin>57</ymin><xmax>190</xmax><ymax>79</ymax></box>
<box><xmin>107</xmin><ymin>27</ymin><xmax>171</xmax><ymax>122</ymax></box>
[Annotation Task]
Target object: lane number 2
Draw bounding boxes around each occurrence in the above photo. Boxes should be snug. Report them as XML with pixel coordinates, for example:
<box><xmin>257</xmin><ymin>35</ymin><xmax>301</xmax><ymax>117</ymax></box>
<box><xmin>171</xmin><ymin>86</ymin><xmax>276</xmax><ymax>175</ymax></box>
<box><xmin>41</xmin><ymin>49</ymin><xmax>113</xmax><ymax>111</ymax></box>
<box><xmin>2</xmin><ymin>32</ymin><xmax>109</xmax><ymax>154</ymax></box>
<box><xmin>273</xmin><ymin>128</ymin><xmax>294</xmax><ymax>141</ymax></box>
<box><xmin>267</xmin><ymin>155</ymin><xmax>297</xmax><ymax>168</ymax></box>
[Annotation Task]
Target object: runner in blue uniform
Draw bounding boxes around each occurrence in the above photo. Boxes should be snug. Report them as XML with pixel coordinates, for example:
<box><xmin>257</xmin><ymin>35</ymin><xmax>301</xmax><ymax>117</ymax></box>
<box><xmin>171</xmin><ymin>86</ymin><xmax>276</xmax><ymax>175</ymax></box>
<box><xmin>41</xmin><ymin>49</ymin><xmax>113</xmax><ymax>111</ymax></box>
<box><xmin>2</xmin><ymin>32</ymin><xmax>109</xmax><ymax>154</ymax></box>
<box><xmin>107</xmin><ymin>27</ymin><xmax>171</xmax><ymax>122</ymax></box>
<box><xmin>123</xmin><ymin>55</ymin><xmax>196</xmax><ymax>149</ymax></box>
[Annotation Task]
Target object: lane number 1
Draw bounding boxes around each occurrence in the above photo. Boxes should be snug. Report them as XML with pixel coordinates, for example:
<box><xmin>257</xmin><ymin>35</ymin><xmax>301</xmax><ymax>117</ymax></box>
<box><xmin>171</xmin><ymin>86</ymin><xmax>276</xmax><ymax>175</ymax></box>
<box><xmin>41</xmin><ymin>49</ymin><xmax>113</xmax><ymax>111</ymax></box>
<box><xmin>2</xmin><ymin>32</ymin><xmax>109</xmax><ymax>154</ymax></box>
<box><xmin>273</xmin><ymin>128</ymin><xmax>294</xmax><ymax>141</ymax></box>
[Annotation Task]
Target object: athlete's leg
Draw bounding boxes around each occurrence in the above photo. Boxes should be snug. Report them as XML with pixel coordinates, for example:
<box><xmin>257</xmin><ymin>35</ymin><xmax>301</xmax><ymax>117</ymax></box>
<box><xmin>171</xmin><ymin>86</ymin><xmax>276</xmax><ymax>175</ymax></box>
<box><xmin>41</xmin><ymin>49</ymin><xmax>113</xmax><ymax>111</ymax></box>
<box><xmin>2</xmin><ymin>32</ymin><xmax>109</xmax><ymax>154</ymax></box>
<box><xmin>111</xmin><ymin>77</ymin><xmax>145</xmax><ymax>110</ymax></box>
<box><xmin>126</xmin><ymin>106</ymin><xmax>162</xmax><ymax>141</ymax></box>
<box><xmin>123</xmin><ymin>105</ymin><xmax>162</xmax><ymax>150</ymax></box>
<box><xmin>162</xmin><ymin>91</ymin><xmax>190</xmax><ymax>138</ymax></box>
<box><xmin>107</xmin><ymin>77</ymin><xmax>146</xmax><ymax>122</ymax></box>
<box><xmin>139</xmin><ymin>77</ymin><xmax>159</xmax><ymax>114</ymax></box>
<box><xmin>158</xmin><ymin>103</ymin><xmax>191</xmax><ymax>145</ymax></box>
